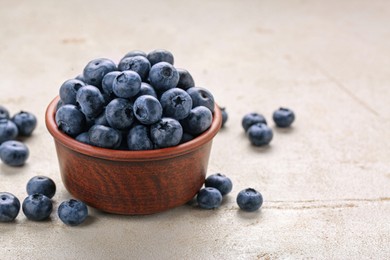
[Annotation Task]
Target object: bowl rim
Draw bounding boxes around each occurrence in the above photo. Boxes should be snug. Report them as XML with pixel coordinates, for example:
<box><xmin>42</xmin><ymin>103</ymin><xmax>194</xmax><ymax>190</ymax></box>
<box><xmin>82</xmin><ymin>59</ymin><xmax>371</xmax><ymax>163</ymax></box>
<box><xmin>45</xmin><ymin>96</ymin><xmax>222</xmax><ymax>161</ymax></box>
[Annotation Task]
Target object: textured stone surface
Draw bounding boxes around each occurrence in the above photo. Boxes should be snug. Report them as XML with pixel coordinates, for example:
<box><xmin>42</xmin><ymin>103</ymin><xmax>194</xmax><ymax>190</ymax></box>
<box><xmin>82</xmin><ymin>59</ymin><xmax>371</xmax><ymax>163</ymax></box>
<box><xmin>0</xmin><ymin>0</ymin><xmax>389</xmax><ymax>259</ymax></box>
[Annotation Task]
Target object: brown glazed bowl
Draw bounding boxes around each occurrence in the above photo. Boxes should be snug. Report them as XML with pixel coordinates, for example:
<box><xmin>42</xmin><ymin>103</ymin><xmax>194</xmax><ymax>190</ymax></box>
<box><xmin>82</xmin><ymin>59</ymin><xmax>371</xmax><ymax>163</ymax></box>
<box><xmin>45</xmin><ymin>96</ymin><xmax>222</xmax><ymax>215</ymax></box>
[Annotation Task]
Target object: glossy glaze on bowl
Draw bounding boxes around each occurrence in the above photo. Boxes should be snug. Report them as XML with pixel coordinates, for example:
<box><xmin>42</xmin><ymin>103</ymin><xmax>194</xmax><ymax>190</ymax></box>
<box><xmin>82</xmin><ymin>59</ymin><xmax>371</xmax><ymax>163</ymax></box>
<box><xmin>46</xmin><ymin>96</ymin><xmax>222</xmax><ymax>215</ymax></box>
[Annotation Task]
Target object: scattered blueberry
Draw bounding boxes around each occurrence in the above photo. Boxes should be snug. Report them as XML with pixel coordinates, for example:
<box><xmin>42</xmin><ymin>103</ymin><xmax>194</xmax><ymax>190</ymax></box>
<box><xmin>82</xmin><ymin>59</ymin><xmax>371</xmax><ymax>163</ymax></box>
<box><xmin>197</xmin><ymin>187</ymin><xmax>222</xmax><ymax>209</ymax></box>
<box><xmin>83</xmin><ymin>58</ymin><xmax>117</xmax><ymax>87</ymax></box>
<box><xmin>59</xmin><ymin>79</ymin><xmax>86</xmax><ymax>105</ymax></box>
<box><xmin>187</xmin><ymin>87</ymin><xmax>215</xmax><ymax>112</ymax></box>
<box><xmin>58</xmin><ymin>199</ymin><xmax>88</xmax><ymax>226</ymax></box>
<box><xmin>133</xmin><ymin>95</ymin><xmax>162</xmax><ymax>125</ymax></box>
<box><xmin>11</xmin><ymin>111</ymin><xmax>37</xmax><ymax>136</ymax></box>
<box><xmin>176</xmin><ymin>68</ymin><xmax>195</xmax><ymax>90</ymax></box>
<box><xmin>149</xmin><ymin>62</ymin><xmax>179</xmax><ymax>92</ymax></box>
<box><xmin>105</xmin><ymin>98</ymin><xmax>135</xmax><ymax>130</ymax></box>
<box><xmin>26</xmin><ymin>176</ymin><xmax>56</xmax><ymax>199</ymax></box>
<box><xmin>127</xmin><ymin>124</ymin><xmax>153</xmax><ymax>150</ymax></box>
<box><xmin>88</xmin><ymin>125</ymin><xmax>122</xmax><ymax>149</ymax></box>
<box><xmin>147</xmin><ymin>49</ymin><xmax>174</xmax><ymax>66</ymax></box>
<box><xmin>273</xmin><ymin>107</ymin><xmax>295</xmax><ymax>128</ymax></box>
<box><xmin>118</xmin><ymin>55</ymin><xmax>151</xmax><ymax>81</ymax></box>
<box><xmin>0</xmin><ymin>140</ymin><xmax>29</xmax><ymax>166</ymax></box>
<box><xmin>76</xmin><ymin>85</ymin><xmax>106</xmax><ymax>118</ymax></box>
<box><xmin>180</xmin><ymin>106</ymin><xmax>213</xmax><ymax>135</ymax></box>
<box><xmin>205</xmin><ymin>173</ymin><xmax>233</xmax><ymax>196</ymax></box>
<box><xmin>242</xmin><ymin>112</ymin><xmax>267</xmax><ymax>132</ymax></box>
<box><xmin>22</xmin><ymin>194</ymin><xmax>53</xmax><ymax>221</ymax></box>
<box><xmin>247</xmin><ymin>123</ymin><xmax>273</xmax><ymax>146</ymax></box>
<box><xmin>0</xmin><ymin>106</ymin><xmax>10</xmax><ymax>120</ymax></box>
<box><xmin>112</xmin><ymin>71</ymin><xmax>142</xmax><ymax>98</ymax></box>
<box><xmin>55</xmin><ymin>104</ymin><xmax>86</xmax><ymax>137</ymax></box>
<box><xmin>0</xmin><ymin>119</ymin><xmax>18</xmax><ymax>144</ymax></box>
<box><xmin>236</xmin><ymin>188</ymin><xmax>263</xmax><ymax>212</ymax></box>
<box><xmin>0</xmin><ymin>192</ymin><xmax>20</xmax><ymax>222</ymax></box>
<box><xmin>220</xmin><ymin>107</ymin><xmax>228</xmax><ymax>127</ymax></box>
<box><xmin>150</xmin><ymin>117</ymin><xmax>183</xmax><ymax>148</ymax></box>
<box><xmin>160</xmin><ymin>88</ymin><xmax>192</xmax><ymax>120</ymax></box>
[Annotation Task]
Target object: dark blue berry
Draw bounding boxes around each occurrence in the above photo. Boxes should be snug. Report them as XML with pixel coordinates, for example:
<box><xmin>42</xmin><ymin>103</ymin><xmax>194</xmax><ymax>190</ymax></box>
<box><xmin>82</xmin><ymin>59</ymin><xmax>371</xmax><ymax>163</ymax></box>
<box><xmin>273</xmin><ymin>107</ymin><xmax>295</xmax><ymax>128</ymax></box>
<box><xmin>118</xmin><ymin>56</ymin><xmax>151</xmax><ymax>81</ymax></box>
<box><xmin>179</xmin><ymin>132</ymin><xmax>194</xmax><ymax>144</ymax></box>
<box><xmin>127</xmin><ymin>124</ymin><xmax>153</xmax><ymax>150</ymax></box>
<box><xmin>75</xmin><ymin>132</ymin><xmax>90</xmax><ymax>145</ymax></box>
<box><xmin>236</xmin><ymin>188</ymin><xmax>263</xmax><ymax>212</ymax></box>
<box><xmin>247</xmin><ymin>123</ymin><xmax>273</xmax><ymax>146</ymax></box>
<box><xmin>75</xmin><ymin>74</ymin><xmax>85</xmax><ymax>82</ymax></box>
<box><xmin>205</xmin><ymin>173</ymin><xmax>233</xmax><ymax>196</ymax></box>
<box><xmin>197</xmin><ymin>187</ymin><xmax>222</xmax><ymax>209</ymax></box>
<box><xmin>112</xmin><ymin>71</ymin><xmax>141</xmax><ymax>98</ymax></box>
<box><xmin>133</xmin><ymin>95</ymin><xmax>162</xmax><ymax>125</ymax></box>
<box><xmin>147</xmin><ymin>49</ymin><xmax>174</xmax><ymax>66</ymax></box>
<box><xmin>0</xmin><ymin>140</ymin><xmax>29</xmax><ymax>166</ymax></box>
<box><xmin>187</xmin><ymin>87</ymin><xmax>215</xmax><ymax>112</ymax></box>
<box><xmin>150</xmin><ymin>118</ymin><xmax>183</xmax><ymax>148</ymax></box>
<box><xmin>88</xmin><ymin>125</ymin><xmax>122</xmax><ymax>149</ymax></box>
<box><xmin>11</xmin><ymin>111</ymin><xmax>37</xmax><ymax>136</ymax></box>
<box><xmin>76</xmin><ymin>85</ymin><xmax>106</xmax><ymax>118</ymax></box>
<box><xmin>102</xmin><ymin>71</ymin><xmax>121</xmax><ymax>99</ymax></box>
<box><xmin>0</xmin><ymin>119</ymin><xmax>18</xmax><ymax>144</ymax></box>
<box><xmin>180</xmin><ymin>106</ymin><xmax>213</xmax><ymax>135</ymax></box>
<box><xmin>220</xmin><ymin>107</ymin><xmax>228</xmax><ymax>127</ymax></box>
<box><xmin>55</xmin><ymin>104</ymin><xmax>86</xmax><ymax>137</ymax></box>
<box><xmin>26</xmin><ymin>176</ymin><xmax>56</xmax><ymax>199</ymax></box>
<box><xmin>149</xmin><ymin>62</ymin><xmax>179</xmax><ymax>92</ymax></box>
<box><xmin>0</xmin><ymin>106</ymin><xmax>10</xmax><ymax>120</ymax></box>
<box><xmin>83</xmin><ymin>58</ymin><xmax>117</xmax><ymax>87</ymax></box>
<box><xmin>93</xmin><ymin>111</ymin><xmax>109</xmax><ymax>126</ymax></box>
<box><xmin>160</xmin><ymin>88</ymin><xmax>193</xmax><ymax>120</ymax></box>
<box><xmin>0</xmin><ymin>192</ymin><xmax>20</xmax><ymax>222</ymax></box>
<box><xmin>58</xmin><ymin>199</ymin><xmax>88</xmax><ymax>226</ymax></box>
<box><xmin>242</xmin><ymin>112</ymin><xmax>267</xmax><ymax>132</ymax></box>
<box><xmin>105</xmin><ymin>98</ymin><xmax>135</xmax><ymax>130</ymax></box>
<box><xmin>59</xmin><ymin>79</ymin><xmax>86</xmax><ymax>105</ymax></box>
<box><xmin>133</xmin><ymin>82</ymin><xmax>157</xmax><ymax>100</ymax></box>
<box><xmin>122</xmin><ymin>50</ymin><xmax>147</xmax><ymax>59</ymax></box>
<box><xmin>176</xmin><ymin>68</ymin><xmax>195</xmax><ymax>90</ymax></box>
<box><xmin>22</xmin><ymin>194</ymin><xmax>53</xmax><ymax>221</ymax></box>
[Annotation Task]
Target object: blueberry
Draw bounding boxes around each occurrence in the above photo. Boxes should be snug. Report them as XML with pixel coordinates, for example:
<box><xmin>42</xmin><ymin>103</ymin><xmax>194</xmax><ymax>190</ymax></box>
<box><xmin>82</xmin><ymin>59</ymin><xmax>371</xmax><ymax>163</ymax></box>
<box><xmin>149</xmin><ymin>62</ymin><xmax>179</xmax><ymax>92</ymax></box>
<box><xmin>56</xmin><ymin>99</ymin><xmax>64</xmax><ymax>111</ymax></box>
<box><xmin>242</xmin><ymin>112</ymin><xmax>267</xmax><ymax>132</ymax></box>
<box><xmin>0</xmin><ymin>192</ymin><xmax>20</xmax><ymax>222</ymax></box>
<box><xmin>220</xmin><ymin>107</ymin><xmax>228</xmax><ymax>127</ymax></box>
<box><xmin>160</xmin><ymin>88</ymin><xmax>193</xmax><ymax>120</ymax></box>
<box><xmin>127</xmin><ymin>124</ymin><xmax>153</xmax><ymax>150</ymax></box>
<box><xmin>88</xmin><ymin>125</ymin><xmax>122</xmax><ymax>149</ymax></box>
<box><xmin>122</xmin><ymin>50</ymin><xmax>147</xmax><ymax>59</ymax></box>
<box><xmin>176</xmin><ymin>68</ymin><xmax>195</xmax><ymax>90</ymax></box>
<box><xmin>247</xmin><ymin>123</ymin><xmax>273</xmax><ymax>146</ymax></box>
<box><xmin>75</xmin><ymin>132</ymin><xmax>90</xmax><ymax>145</ymax></box>
<box><xmin>273</xmin><ymin>107</ymin><xmax>295</xmax><ymax>128</ymax></box>
<box><xmin>83</xmin><ymin>58</ymin><xmax>117</xmax><ymax>87</ymax></box>
<box><xmin>76</xmin><ymin>85</ymin><xmax>106</xmax><ymax>118</ymax></box>
<box><xmin>0</xmin><ymin>119</ymin><xmax>18</xmax><ymax>144</ymax></box>
<box><xmin>26</xmin><ymin>176</ymin><xmax>56</xmax><ymax>199</ymax></box>
<box><xmin>150</xmin><ymin>117</ymin><xmax>183</xmax><ymax>148</ymax></box>
<box><xmin>133</xmin><ymin>82</ymin><xmax>158</xmax><ymax>100</ymax></box>
<box><xmin>147</xmin><ymin>49</ymin><xmax>174</xmax><ymax>66</ymax></box>
<box><xmin>205</xmin><ymin>173</ymin><xmax>233</xmax><ymax>196</ymax></box>
<box><xmin>102</xmin><ymin>71</ymin><xmax>121</xmax><ymax>99</ymax></box>
<box><xmin>93</xmin><ymin>110</ymin><xmax>109</xmax><ymax>126</ymax></box>
<box><xmin>0</xmin><ymin>106</ymin><xmax>10</xmax><ymax>120</ymax></box>
<box><xmin>118</xmin><ymin>56</ymin><xmax>151</xmax><ymax>81</ymax></box>
<box><xmin>11</xmin><ymin>111</ymin><xmax>37</xmax><ymax>136</ymax></box>
<box><xmin>186</xmin><ymin>87</ymin><xmax>215</xmax><ymax>112</ymax></box>
<box><xmin>75</xmin><ymin>74</ymin><xmax>85</xmax><ymax>82</ymax></box>
<box><xmin>112</xmin><ymin>71</ymin><xmax>142</xmax><ymax>98</ymax></box>
<box><xmin>22</xmin><ymin>194</ymin><xmax>53</xmax><ymax>221</ymax></box>
<box><xmin>55</xmin><ymin>104</ymin><xmax>86</xmax><ymax>137</ymax></box>
<box><xmin>179</xmin><ymin>132</ymin><xmax>194</xmax><ymax>144</ymax></box>
<box><xmin>0</xmin><ymin>140</ymin><xmax>29</xmax><ymax>166</ymax></box>
<box><xmin>58</xmin><ymin>199</ymin><xmax>88</xmax><ymax>226</ymax></box>
<box><xmin>196</xmin><ymin>187</ymin><xmax>222</xmax><ymax>209</ymax></box>
<box><xmin>180</xmin><ymin>106</ymin><xmax>213</xmax><ymax>135</ymax></box>
<box><xmin>236</xmin><ymin>188</ymin><xmax>263</xmax><ymax>212</ymax></box>
<box><xmin>133</xmin><ymin>95</ymin><xmax>162</xmax><ymax>125</ymax></box>
<box><xmin>59</xmin><ymin>79</ymin><xmax>86</xmax><ymax>105</ymax></box>
<box><xmin>105</xmin><ymin>98</ymin><xmax>135</xmax><ymax>130</ymax></box>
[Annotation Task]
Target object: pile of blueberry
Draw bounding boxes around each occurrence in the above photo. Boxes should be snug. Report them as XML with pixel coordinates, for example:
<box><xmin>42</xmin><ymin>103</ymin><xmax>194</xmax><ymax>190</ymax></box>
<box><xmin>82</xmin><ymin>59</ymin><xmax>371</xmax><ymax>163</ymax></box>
<box><xmin>0</xmin><ymin>106</ymin><xmax>37</xmax><ymax>166</ymax></box>
<box><xmin>242</xmin><ymin>107</ymin><xmax>295</xmax><ymax>146</ymax></box>
<box><xmin>55</xmin><ymin>49</ymin><xmax>216</xmax><ymax>150</ymax></box>
<box><xmin>197</xmin><ymin>173</ymin><xmax>263</xmax><ymax>212</ymax></box>
<box><xmin>0</xmin><ymin>176</ymin><xmax>88</xmax><ymax>226</ymax></box>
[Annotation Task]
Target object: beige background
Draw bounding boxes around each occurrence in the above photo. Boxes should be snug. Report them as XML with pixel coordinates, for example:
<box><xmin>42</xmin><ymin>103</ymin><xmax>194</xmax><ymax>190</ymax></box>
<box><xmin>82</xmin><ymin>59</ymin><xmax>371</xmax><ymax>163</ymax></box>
<box><xmin>0</xmin><ymin>0</ymin><xmax>389</xmax><ymax>259</ymax></box>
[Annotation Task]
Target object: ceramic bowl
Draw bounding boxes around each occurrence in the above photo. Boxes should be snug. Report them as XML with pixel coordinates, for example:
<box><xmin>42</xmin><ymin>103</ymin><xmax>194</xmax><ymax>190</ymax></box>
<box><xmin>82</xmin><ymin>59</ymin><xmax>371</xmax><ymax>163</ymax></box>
<box><xmin>45</xmin><ymin>96</ymin><xmax>222</xmax><ymax>215</ymax></box>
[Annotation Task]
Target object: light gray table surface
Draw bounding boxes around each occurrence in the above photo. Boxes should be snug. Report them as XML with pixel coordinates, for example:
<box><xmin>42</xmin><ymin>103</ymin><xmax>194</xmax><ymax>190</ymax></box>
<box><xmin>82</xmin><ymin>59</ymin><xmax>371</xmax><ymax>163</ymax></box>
<box><xmin>0</xmin><ymin>0</ymin><xmax>389</xmax><ymax>259</ymax></box>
